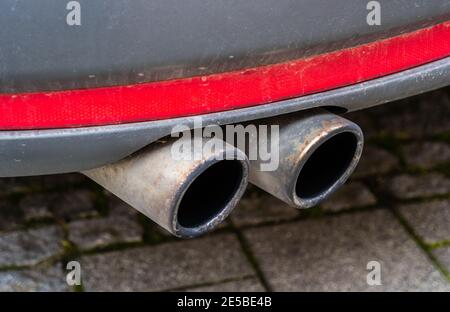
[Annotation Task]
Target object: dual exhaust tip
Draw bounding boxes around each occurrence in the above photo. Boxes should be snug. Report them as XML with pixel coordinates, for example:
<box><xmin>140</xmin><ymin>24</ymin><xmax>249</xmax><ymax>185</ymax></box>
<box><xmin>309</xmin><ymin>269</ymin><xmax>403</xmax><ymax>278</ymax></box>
<box><xmin>84</xmin><ymin>109</ymin><xmax>363</xmax><ymax>238</ymax></box>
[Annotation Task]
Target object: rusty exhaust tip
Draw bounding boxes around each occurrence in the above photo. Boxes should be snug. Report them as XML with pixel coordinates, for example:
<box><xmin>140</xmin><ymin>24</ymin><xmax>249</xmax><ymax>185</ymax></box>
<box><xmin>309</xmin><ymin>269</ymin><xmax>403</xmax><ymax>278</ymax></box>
<box><xmin>83</xmin><ymin>138</ymin><xmax>249</xmax><ymax>238</ymax></box>
<box><xmin>83</xmin><ymin>137</ymin><xmax>249</xmax><ymax>239</ymax></box>
<box><xmin>174</xmin><ymin>158</ymin><xmax>247</xmax><ymax>237</ymax></box>
<box><xmin>294</xmin><ymin>131</ymin><xmax>359</xmax><ymax>205</ymax></box>
<box><xmin>245</xmin><ymin>108</ymin><xmax>363</xmax><ymax>209</ymax></box>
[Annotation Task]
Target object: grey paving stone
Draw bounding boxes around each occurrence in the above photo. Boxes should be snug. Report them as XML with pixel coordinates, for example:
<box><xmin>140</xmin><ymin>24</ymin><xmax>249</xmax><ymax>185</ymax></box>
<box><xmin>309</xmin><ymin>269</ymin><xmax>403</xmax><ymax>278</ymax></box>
<box><xmin>244</xmin><ymin>210</ymin><xmax>450</xmax><ymax>291</ymax></box>
<box><xmin>81</xmin><ymin>234</ymin><xmax>254</xmax><ymax>291</ymax></box>
<box><xmin>402</xmin><ymin>142</ymin><xmax>450</xmax><ymax>170</ymax></box>
<box><xmin>0</xmin><ymin>178</ymin><xmax>40</xmax><ymax>197</ymax></box>
<box><xmin>398</xmin><ymin>200</ymin><xmax>450</xmax><ymax>245</ymax></box>
<box><xmin>375</xmin><ymin>89</ymin><xmax>450</xmax><ymax>139</ymax></box>
<box><xmin>0</xmin><ymin>175</ymin><xmax>89</xmax><ymax>199</ymax></box>
<box><xmin>0</xmin><ymin>226</ymin><xmax>63</xmax><ymax>268</ymax></box>
<box><xmin>321</xmin><ymin>182</ymin><xmax>377</xmax><ymax>212</ymax></box>
<box><xmin>384</xmin><ymin>173</ymin><xmax>450</xmax><ymax>199</ymax></box>
<box><xmin>51</xmin><ymin>190</ymin><xmax>98</xmax><ymax>220</ymax></box>
<box><xmin>68</xmin><ymin>215</ymin><xmax>143</xmax><ymax>251</ymax></box>
<box><xmin>0</xmin><ymin>199</ymin><xmax>23</xmax><ymax>232</ymax></box>
<box><xmin>185</xmin><ymin>278</ymin><xmax>265</xmax><ymax>292</ymax></box>
<box><xmin>433</xmin><ymin>247</ymin><xmax>450</xmax><ymax>273</ymax></box>
<box><xmin>231</xmin><ymin>191</ymin><xmax>298</xmax><ymax>227</ymax></box>
<box><xmin>0</xmin><ymin>264</ymin><xmax>68</xmax><ymax>292</ymax></box>
<box><xmin>0</xmin><ymin>179</ymin><xmax>21</xmax><ymax>198</ymax></box>
<box><xmin>19</xmin><ymin>194</ymin><xmax>54</xmax><ymax>222</ymax></box>
<box><xmin>353</xmin><ymin>146</ymin><xmax>399</xmax><ymax>178</ymax></box>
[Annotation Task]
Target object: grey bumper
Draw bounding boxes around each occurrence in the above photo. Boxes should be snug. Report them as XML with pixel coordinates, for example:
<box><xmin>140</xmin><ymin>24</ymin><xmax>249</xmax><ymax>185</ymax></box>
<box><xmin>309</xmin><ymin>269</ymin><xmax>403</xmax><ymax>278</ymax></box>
<box><xmin>1</xmin><ymin>57</ymin><xmax>450</xmax><ymax>177</ymax></box>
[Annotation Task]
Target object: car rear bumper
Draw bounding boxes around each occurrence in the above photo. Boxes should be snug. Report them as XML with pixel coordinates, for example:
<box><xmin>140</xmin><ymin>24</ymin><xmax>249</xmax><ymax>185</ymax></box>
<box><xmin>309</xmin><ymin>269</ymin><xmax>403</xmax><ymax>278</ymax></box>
<box><xmin>1</xmin><ymin>56</ymin><xmax>450</xmax><ymax>177</ymax></box>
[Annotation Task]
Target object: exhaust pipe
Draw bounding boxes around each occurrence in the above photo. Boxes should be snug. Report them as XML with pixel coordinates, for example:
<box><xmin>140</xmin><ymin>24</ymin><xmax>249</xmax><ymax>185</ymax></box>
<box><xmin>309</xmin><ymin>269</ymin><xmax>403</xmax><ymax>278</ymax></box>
<box><xmin>247</xmin><ymin>109</ymin><xmax>364</xmax><ymax>208</ymax></box>
<box><xmin>83</xmin><ymin>137</ymin><xmax>249</xmax><ymax>238</ymax></box>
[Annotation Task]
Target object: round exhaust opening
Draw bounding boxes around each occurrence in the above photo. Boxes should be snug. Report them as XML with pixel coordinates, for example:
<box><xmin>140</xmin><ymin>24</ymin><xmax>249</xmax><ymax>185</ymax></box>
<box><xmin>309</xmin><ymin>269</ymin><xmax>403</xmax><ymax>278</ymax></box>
<box><xmin>177</xmin><ymin>160</ymin><xmax>244</xmax><ymax>229</ymax></box>
<box><xmin>295</xmin><ymin>132</ymin><xmax>358</xmax><ymax>200</ymax></box>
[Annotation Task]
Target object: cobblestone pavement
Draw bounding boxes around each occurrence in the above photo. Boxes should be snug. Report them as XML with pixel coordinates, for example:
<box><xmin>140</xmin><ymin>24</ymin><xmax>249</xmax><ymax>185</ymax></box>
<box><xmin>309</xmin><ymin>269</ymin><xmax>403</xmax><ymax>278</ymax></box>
<box><xmin>0</xmin><ymin>87</ymin><xmax>449</xmax><ymax>292</ymax></box>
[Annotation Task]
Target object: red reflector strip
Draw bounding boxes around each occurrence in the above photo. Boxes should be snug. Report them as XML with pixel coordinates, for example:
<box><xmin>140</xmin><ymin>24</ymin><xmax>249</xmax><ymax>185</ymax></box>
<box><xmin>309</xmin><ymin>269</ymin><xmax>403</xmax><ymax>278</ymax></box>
<box><xmin>1</xmin><ymin>21</ymin><xmax>450</xmax><ymax>130</ymax></box>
